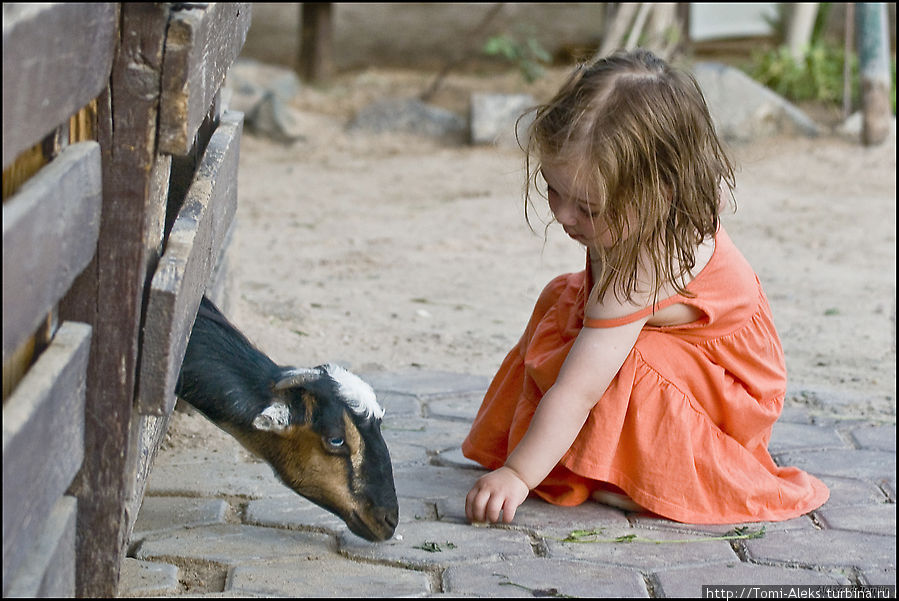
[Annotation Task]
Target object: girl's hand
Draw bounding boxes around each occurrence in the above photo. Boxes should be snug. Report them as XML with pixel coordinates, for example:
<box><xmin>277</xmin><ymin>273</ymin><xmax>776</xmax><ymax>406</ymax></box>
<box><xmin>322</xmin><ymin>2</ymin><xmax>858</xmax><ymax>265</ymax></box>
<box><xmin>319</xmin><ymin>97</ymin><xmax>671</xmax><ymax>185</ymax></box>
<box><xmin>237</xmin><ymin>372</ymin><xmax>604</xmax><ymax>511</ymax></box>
<box><xmin>465</xmin><ymin>466</ymin><xmax>530</xmax><ymax>524</ymax></box>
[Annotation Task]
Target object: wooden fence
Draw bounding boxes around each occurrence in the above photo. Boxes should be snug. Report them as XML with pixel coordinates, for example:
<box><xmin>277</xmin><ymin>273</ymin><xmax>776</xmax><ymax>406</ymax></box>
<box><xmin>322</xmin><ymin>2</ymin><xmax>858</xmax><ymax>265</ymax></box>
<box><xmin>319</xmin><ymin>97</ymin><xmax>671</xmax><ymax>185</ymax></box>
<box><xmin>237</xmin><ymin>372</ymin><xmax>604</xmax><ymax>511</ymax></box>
<box><xmin>2</xmin><ymin>3</ymin><xmax>252</xmax><ymax>596</ymax></box>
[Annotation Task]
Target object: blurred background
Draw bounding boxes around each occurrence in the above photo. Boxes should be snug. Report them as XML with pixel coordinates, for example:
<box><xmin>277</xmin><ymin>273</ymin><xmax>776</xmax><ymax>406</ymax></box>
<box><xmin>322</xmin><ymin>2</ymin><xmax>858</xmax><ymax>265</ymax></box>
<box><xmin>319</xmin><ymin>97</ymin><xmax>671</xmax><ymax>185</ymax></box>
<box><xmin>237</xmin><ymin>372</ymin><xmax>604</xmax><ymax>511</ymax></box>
<box><xmin>238</xmin><ymin>2</ymin><xmax>896</xmax><ymax>125</ymax></box>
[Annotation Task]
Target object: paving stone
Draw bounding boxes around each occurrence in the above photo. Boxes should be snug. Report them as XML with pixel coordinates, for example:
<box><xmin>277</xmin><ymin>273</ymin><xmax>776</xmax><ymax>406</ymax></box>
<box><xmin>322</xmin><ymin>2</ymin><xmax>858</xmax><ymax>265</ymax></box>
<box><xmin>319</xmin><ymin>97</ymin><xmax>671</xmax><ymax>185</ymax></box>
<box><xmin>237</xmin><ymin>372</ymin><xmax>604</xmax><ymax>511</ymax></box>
<box><xmin>860</xmin><ymin>566</ymin><xmax>896</xmax><ymax>586</ymax></box>
<box><xmin>362</xmin><ymin>370</ymin><xmax>490</xmax><ymax>399</ymax></box>
<box><xmin>880</xmin><ymin>477</ymin><xmax>896</xmax><ymax>502</ymax></box>
<box><xmin>119</xmin><ymin>369</ymin><xmax>898</xmax><ymax>598</ymax></box>
<box><xmin>443</xmin><ymin>557</ymin><xmax>648</xmax><ymax>597</ymax></box>
<box><xmin>146</xmin><ymin>455</ymin><xmax>288</xmax><ymax>499</ymax></box>
<box><xmin>817</xmin><ymin>476</ymin><xmax>893</xmax><ymax>508</ymax></box>
<box><xmin>338</xmin><ymin>520</ymin><xmax>533</xmax><ymax>570</ymax></box>
<box><xmin>631</xmin><ymin>514</ymin><xmax>815</xmax><ymax>535</ymax></box>
<box><xmin>778</xmin><ymin>405</ymin><xmax>814</xmax><ymax>424</ymax></box>
<box><xmin>376</xmin><ymin>391</ymin><xmax>422</xmax><ymax>418</ymax></box>
<box><xmin>244</xmin><ymin>494</ymin><xmax>348</xmax><ymax>533</ymax></box>
<box><xmin>136</xmin><ymin>524</ymin><xmax>334</xmax><ymax>564</ymax></box>
<box><xmin>769</xmin><ymin>421</ymin><xmax>847</xmax><ymax>453</ymax></box>
<box><xmin>117</xmin><ymin>558</ymin><xmax>180</xmax><ymax>597</ymax></box>
<box><xmin>849</xmin><ymin>424</ymin><xmax>896</xmax><ymax>451</ymax></box>
<box><xmin>743</xmin><ymin>529</ymin><xmax>896</xmax><ymax>570</ymax></box>
<box><xmin>394</xmin><ymin>464</ymin><xmax>478</xmax><ymax>502</ymax></box>
<box><xmin>154</xmin><ymin>445</ymin><xmax>246</xmax><ymax>467</ymax></box>
<box><xmin>815</xmin><ymin>503</ymin><xmax>897</xmax><ymax>535</ymax></box>
<box><xmin>227</xmin><ymin>555</ymin><xmax>431</xmax><ymax>597</ymax></box>
<box><xmin>435</xmin><ymin>494</ymin><xmax>630</xmax><ymax>531</ymax></box>
<box><xmin>652</xmin><ymin>562</ymin><xmax>851</xmax><ymax>597</ymax></box>
<box><xmin>543</xmin><ymin>525</ymin><xmax>738</xmax><ymax>569</ymax></box>
<box><xmin>133</xmin><ymin>497</ymin><xmax>230</xmax><ymax>536</ymax></box>
<box><xmin>245</xmin><ymin>493</ymin><xmax>432</xmax><ymax>536</ymax></box>
<box><xmin>775</xmin><ymin>449</ymin><xmax>896</xmax><ymax>480</ymax></box>
<box><xmin>424</xmin><ymin>391</ymin><xmax>484</xmax><ymax>422</ymax></box>
<box><xmin>383</xmin><ymin>437</ymin><xmax>432</xmax><ymax>466</ymax></box>
<box><xmin>430</xmin><ymin>447</ymin><xmax>487</xmax><ymax>471</ymax></box>
<box><xmin>382</xmin><ymin>415</ymin><xmax>473</xmax><ymax>465</ymax></box>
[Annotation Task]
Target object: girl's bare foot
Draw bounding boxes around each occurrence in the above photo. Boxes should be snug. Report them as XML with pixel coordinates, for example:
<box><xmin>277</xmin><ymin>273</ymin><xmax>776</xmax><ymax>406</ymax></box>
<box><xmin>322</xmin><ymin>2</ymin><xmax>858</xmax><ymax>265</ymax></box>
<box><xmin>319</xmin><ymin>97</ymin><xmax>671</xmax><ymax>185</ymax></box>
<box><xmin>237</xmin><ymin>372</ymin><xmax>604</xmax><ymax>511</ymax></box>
<box><xmin>591</xmin><ymin>489</ymin><xmax>644</xmax><ymax>513</ymax></box>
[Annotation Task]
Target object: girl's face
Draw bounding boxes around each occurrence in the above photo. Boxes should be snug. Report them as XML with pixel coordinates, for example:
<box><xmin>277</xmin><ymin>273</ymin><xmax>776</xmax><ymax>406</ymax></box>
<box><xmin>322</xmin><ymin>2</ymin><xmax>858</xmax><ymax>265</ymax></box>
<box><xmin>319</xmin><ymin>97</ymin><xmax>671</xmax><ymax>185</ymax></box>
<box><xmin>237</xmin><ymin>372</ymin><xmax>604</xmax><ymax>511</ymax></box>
<box><xmin>541</xmin><ymin>164</ymin><xmax>617</xmax><ymax>249</ymax></box>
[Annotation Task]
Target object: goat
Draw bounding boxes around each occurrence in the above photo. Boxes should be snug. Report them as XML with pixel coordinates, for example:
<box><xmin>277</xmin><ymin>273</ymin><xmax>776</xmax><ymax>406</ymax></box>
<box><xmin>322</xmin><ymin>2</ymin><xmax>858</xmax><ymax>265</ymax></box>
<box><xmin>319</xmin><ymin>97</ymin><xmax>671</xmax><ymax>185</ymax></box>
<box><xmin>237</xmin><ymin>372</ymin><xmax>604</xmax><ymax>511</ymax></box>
<box><xmin>175</xmin><ymin>296</ymin><xmax>398</xmax><ymax>541</ymax></box>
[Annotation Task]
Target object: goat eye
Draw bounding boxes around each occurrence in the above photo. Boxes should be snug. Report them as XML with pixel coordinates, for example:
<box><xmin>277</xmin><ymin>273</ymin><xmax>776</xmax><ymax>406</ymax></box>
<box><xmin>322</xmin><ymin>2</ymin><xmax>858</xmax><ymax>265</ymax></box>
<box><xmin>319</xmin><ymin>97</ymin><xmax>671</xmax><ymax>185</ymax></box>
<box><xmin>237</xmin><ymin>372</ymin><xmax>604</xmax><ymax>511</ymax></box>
<box><xmin>326</xmin><ymin>436</ymin><xmax>345</xmax><ymax>448</ymax></box>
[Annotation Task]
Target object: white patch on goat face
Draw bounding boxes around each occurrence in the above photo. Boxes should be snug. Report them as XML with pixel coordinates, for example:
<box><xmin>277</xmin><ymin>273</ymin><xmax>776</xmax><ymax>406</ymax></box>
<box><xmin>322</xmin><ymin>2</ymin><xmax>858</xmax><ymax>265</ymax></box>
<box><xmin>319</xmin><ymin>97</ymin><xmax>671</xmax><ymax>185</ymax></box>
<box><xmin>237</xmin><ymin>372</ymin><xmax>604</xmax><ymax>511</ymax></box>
<box><xmin>324</xmin><ymin>363</ymin><xmax>384</xmax><ymax>420</ymax></box>
<box><xmin>253</xmin><ymin>401</ymin><xmax>291</xmax><ymax>432</ymax></box>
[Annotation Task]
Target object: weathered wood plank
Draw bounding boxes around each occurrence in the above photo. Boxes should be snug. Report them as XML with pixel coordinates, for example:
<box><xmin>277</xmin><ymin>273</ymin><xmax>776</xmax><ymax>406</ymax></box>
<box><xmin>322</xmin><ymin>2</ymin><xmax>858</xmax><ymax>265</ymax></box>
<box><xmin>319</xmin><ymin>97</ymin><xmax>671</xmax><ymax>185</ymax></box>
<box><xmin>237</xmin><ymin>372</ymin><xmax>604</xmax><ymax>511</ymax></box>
<box><xmin>56</xmin><ymin>4</ymin><xmax>172</xmax><ymax>596</ymax></box>
<box><xmin>1</xmin><ymin>322</ymin><xmax>90</xmax><ymax>591</ymax></box>
<box><xmin>121</xmin><ymin>152</ymin><xmax>171</xmax><ymax>543</ymax></box>
<box><xmin>159</xmin><ymin>3</ymin><xmax>252</xmax><ymax>154</ymax></box>
<box><xmin>2</xmin><ymin>495</ymin><xmax>77</xmax><ymax>598</ymax></box>
<box><xmin>1</xmin><ymin>3</ymin><xmax>117</xmax><ymax>169</ymax></box>
<box><xmin>1</xmin><ymin>142</ymin><xmax>102</xmax><ymax>364</ymax></box>
<box><xmin>137</xmin><ymin>111</ymin><xmax>244</xmax><ymax>416</ymax></box>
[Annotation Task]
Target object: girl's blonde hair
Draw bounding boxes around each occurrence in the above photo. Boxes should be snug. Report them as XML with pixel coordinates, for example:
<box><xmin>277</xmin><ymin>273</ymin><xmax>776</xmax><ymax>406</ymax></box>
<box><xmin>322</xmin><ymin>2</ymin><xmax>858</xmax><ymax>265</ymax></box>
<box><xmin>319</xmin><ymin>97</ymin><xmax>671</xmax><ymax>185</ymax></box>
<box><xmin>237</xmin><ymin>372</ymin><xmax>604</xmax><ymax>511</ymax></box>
<box><xmin>524</xmin><ymin>48</ymin><xmax>735</xmax><ymax>305</ymax></box>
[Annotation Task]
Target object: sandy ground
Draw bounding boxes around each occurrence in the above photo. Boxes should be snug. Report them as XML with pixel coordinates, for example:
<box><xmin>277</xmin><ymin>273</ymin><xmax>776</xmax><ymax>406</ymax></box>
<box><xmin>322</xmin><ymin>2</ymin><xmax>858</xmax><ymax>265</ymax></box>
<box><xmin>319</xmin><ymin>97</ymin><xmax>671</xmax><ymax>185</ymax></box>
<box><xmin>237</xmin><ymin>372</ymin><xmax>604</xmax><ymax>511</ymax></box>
<box><xmin>166</xmin><ymin>66</ymin><xmax>896</xmax><ymax>453</ymax></box>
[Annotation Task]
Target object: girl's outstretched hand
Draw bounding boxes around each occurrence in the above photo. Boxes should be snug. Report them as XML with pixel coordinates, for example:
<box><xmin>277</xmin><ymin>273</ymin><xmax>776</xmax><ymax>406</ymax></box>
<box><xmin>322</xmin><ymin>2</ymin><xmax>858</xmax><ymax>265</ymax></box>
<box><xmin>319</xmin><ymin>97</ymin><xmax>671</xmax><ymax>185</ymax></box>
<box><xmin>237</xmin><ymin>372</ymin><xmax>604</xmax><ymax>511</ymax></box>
<box><xmin>465</xmin><ymin>466</ymin><xmax>530</xmax><ymax>524</ymax></box>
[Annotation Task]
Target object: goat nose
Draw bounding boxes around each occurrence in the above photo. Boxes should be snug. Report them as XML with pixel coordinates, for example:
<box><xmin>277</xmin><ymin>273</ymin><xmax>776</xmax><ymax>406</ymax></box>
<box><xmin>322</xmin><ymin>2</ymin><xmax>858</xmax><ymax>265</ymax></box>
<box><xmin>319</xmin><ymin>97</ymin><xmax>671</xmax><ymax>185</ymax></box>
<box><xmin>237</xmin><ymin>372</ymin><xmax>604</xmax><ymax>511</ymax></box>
<box><xmin>375</xmin><ymin>505</ymin><xmax>399</xmax><ymax>529</ymax></box>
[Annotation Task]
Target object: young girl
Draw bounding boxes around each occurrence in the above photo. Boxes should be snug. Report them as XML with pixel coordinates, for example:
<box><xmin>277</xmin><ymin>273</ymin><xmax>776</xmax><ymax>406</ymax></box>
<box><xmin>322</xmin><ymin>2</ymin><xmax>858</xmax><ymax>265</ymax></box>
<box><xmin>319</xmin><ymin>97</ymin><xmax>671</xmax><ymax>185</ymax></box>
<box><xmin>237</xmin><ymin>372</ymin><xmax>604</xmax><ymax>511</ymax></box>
<box><xmin>462</xmin><ymin>49</ymin><xmax>829</xmax><ymax>525</ymax></box>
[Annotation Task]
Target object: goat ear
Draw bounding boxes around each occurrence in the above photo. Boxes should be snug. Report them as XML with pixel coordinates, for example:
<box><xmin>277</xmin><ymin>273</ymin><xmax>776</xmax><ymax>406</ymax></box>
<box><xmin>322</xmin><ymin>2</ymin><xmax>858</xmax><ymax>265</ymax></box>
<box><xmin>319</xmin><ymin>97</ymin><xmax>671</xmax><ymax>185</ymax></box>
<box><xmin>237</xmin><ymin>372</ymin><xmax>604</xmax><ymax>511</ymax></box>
<box><xmin>252</xmin><ymin>401</ymin><xmax>292</xmax><ymax>432</ymax></box>
<box><xmin>273</xmin><ymin>367</ymin><xmax>320</xmax><ymax>391</ymax></box>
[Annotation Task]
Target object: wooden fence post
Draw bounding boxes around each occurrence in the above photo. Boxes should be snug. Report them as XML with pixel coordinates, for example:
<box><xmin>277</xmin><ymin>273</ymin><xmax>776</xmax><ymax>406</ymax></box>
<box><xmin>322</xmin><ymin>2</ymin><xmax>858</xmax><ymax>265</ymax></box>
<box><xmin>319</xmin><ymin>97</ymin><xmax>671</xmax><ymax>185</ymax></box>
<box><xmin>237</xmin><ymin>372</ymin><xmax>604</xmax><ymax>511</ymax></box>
<box><xmin>856</xmin><ymin>2</ymin><xmax>892</xmax><ymax>146</ymax></box>
<box><xmin>58</xmin><ymin>4</ymin><xmax>172</xmax><ymax>595</ymax></box>
<box><xmin>299</xmin><ymin>2</ymin><xmax>335</xmax><ymax>83</ymax></box>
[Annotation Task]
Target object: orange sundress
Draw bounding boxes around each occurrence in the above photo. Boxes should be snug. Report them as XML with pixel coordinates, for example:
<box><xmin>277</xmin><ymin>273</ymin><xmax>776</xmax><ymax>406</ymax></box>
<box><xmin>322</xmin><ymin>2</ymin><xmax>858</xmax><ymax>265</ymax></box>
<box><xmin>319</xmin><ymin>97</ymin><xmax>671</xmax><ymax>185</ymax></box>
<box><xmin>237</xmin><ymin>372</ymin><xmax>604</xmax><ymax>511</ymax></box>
<box><xmin>462</xmin><ymin>226</ymin><xmax>829</xmax><ymax>524</ymax></box>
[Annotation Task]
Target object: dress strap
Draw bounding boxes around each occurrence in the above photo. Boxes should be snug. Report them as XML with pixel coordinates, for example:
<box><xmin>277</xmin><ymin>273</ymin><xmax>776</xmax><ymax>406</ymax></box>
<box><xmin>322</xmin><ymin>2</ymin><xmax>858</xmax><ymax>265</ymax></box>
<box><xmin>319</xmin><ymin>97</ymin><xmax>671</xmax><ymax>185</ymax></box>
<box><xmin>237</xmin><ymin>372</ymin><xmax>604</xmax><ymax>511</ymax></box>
<box><xmin>583</xmin><ymin>295</ymin><xmax>684</xmax><ymax>329</ymax></box>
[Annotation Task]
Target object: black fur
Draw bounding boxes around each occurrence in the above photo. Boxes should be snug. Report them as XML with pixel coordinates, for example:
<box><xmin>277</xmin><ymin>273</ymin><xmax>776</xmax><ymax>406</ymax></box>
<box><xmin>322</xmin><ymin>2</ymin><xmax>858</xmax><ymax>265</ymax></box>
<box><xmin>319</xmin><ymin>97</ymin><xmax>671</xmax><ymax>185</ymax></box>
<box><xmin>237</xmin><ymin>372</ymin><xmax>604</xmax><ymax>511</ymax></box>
<box><xmin>175</xmin><ymin>296</ymin><xmax>284</xmax><ymax>427</ymax></box>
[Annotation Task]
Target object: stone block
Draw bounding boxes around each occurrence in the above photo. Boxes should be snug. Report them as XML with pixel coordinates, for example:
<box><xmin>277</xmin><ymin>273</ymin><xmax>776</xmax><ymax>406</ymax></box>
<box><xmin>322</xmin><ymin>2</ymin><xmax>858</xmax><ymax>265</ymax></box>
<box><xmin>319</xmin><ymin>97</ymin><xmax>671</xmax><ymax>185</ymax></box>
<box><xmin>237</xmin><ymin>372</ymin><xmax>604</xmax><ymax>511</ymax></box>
<box><xmin>443</xmin><ymin>558</ymin><xmax>648</xmax><ymax>597</ymax></box>
<box><xmin>775</xmin><ymin>449</ymin><xmax>895</xmax><ymax>480</ymax></box>
<box><xmin>347</xmin><ymin>98</ymin><xmax>466</xmax><ymax>143</ymax></box>
<box><xmin>362</xmin><ymin>369</ymin><xmax>490</xmax><ymax>399</ymax></box>
<box><xmin>849</xmin><ymin>424</ymin><xmax>896</xmax><ymax>451</ymax></box>
<box><xmin>653</xmin><ymin>562</ymin><xmax>850</xmax><ymax>597</ymax></box>
<box><xmin>815</xmin><ymin>503</ymin><xmax>896</xmax><ymax>535</ymax></box>
<box><xmin>768</xmin><ymin>421</ymin><xmax>847</xmax><ymax>453</ymax></box>
<box><xmin>394</xmin><ymin>464</ymin><xmax>478</xmax><ymax>502</ymax></box>
<box><xmin>469</xmin><ymin>93</ymin><xmax>536</xmax><ymax>148</ymax></box>
<box><xmin>133</xmin><ymin>497</ymin><xmax>229</xmax><ymax>537</ymax></box>
<box><xmin>339</xmin><ymin>520</ymin><xmax>533</xmax><ymax>569</ymax></box>
<box><xmin>817</xmin><ymin>475</ymin><xmax>893</xmax><ymax>508</ymax></box>
<box><xmin>116</xmin><ymin>559</ymin><xmax>180</xmax><ymax>597</ymax></box>
<box><xmin>543</xmin><ymin>525</ymin><xmax>738</xmax><ymax>569</ymax></box>
<box><xmin>743</xmin><ymin>529</ymin><xmax>896</xmax><ymax>569</ymax></box>
<box><xmin>135</xmin><ymin>524</ymin><xmax>334</xmax><ymax>565</ymax></box>
<box><xmin>227</xmin><ymin>555</ymin><xmax>431</xmax><ymax>597</ymax></box>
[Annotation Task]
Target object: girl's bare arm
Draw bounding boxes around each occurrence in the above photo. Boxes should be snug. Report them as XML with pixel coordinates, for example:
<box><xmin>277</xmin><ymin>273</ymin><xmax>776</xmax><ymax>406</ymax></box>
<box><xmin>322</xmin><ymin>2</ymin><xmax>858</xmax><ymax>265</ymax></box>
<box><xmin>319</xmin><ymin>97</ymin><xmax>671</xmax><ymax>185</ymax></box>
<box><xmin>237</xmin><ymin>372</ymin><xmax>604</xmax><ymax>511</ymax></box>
<box><xmin>466</xmin><ymin>311</ymin><xmax>647</xmax><ymax>523</ymax></box>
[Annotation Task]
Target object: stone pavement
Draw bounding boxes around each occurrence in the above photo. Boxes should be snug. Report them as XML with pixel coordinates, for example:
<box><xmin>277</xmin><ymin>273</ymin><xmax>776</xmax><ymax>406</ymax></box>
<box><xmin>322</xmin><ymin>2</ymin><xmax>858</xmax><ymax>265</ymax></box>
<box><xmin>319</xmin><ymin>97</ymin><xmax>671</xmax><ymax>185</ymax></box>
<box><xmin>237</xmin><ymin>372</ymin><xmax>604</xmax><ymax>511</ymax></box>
<box><xmin>118</xmin><ymin>370</ymin><xmax>896</xmax><ymax>597</ymax></box>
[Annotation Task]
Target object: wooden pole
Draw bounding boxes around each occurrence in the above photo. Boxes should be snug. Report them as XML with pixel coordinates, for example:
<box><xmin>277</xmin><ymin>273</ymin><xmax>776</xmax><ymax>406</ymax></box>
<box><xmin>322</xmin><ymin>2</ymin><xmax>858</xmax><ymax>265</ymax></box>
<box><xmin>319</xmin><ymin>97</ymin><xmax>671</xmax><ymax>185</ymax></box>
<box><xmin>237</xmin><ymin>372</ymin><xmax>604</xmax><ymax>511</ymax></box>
<box><xmin>298</xmin><ymin>2</ymin><xmax>335</xmax><ymax>84</ymax></box>
<box><xmin>786</xmin><ymin>3</ymin><xmax>820</xmax><ymax>63</ymax></box>
<box><xmin>855</xmin><ymin>2</ymin><xmax>892</xmax><ymax>145</ymax></box>
<box><xmin>843</xmin><ymin>3</ymin><xmax>854</xmax><ymax>120</ymax></box>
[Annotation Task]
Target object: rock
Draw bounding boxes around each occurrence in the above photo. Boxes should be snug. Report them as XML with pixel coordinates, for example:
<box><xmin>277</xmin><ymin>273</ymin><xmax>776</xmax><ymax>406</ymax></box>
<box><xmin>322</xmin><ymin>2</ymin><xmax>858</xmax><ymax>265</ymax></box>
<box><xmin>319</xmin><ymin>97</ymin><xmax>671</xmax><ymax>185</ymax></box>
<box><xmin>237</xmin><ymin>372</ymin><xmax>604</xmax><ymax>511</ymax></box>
<box><xmin>245</xmin><ymin>92</ymin><xmax>306</xmax><ymax>144</ymax></box>
<box><xmin>836</xmin><ymin>111</ymin><xmax>897</xmax><ymax>145</ymax></box>
<box><xmin>469</xmin><ymin>92</ymin><xmax>536</xmax><ymax>149</ymax></box>
<box><xmin>692</xmin><ymin>61</ymin><xmax>821</xmax><ymax>142</ymax></box>
<box><xmin>224</xmin><ymin>59</ymin><xmax>305</xmax><ymax>143</ymax></box>
<box><xmin>347</xmin><ymin>98</ymin><xmax>466</xmax><ymax>142</ymax></box>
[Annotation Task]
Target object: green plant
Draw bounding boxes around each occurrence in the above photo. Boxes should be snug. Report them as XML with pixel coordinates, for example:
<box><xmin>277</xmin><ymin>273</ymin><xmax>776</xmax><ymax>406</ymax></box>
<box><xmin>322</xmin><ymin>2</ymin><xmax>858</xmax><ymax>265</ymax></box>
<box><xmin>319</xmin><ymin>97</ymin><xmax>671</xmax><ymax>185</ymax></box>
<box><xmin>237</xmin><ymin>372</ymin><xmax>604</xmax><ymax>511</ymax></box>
<box><xmin>483</xmin><ymin>28</ymin><xmax>552</xmax><ymax>83</ymax></box>
<box><xmin>745</xmin><ymin>41</ymin><xmax>896</xmax><ymax>114</ymax></box>
<box><xmin>746</xmin><ymin>41</ymin><xmax>855</xmax><ymax>105</ymax></box>
<box><xmin>749</xmin><ymin>3</ymin><xmax>896</xmax><ymax>114</ymax></box>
